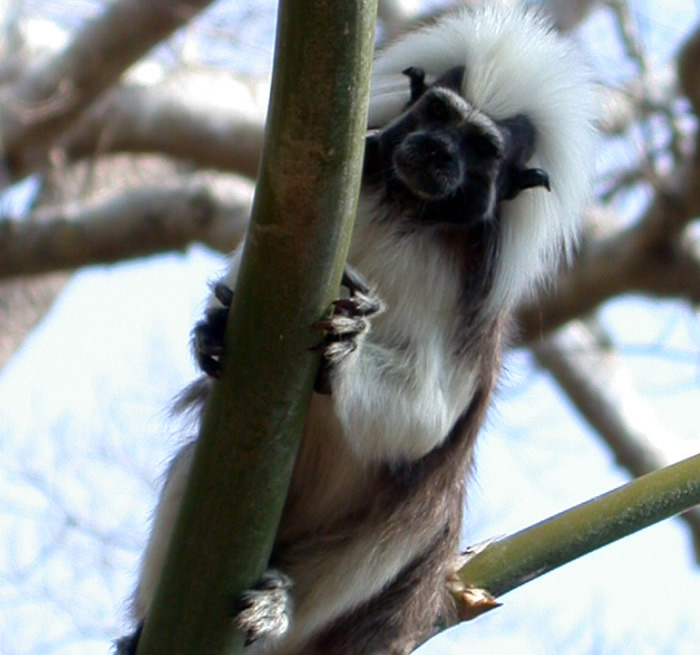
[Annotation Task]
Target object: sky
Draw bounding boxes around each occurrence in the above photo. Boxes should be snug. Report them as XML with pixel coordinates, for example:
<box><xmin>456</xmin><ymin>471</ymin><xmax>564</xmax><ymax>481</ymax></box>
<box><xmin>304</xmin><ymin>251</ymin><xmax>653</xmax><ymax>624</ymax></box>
<box><xmin>1</xmin><ymin>1</ymin><xmax>700</xmax><ymax>654</ymax></box>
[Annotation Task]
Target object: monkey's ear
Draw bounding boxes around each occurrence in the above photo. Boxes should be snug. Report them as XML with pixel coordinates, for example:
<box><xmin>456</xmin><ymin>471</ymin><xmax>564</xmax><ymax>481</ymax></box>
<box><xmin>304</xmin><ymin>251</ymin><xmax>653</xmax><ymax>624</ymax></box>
<box><xmin>402</xmin><ymin>66</ymin><xmax>426</xmax><ymax>103</ymax></box>
<box><xmin>502</xmin><ymin>166</ymin><xmax>550</xmax><ymax>200</ymax></box>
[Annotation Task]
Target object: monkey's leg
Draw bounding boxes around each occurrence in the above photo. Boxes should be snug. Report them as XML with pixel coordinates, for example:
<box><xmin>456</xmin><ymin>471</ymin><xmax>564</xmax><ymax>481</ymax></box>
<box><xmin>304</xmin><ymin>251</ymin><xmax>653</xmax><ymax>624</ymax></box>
<box><xmin>233</xmin><ymin>570</ymin><xmax>293</xmax><ymax>645</ymax></box>
<box><xmin>116</xmin><ymin>441</ymin><xmax>293</xmax><ymax>651</ymax></box>
<box><xmin>114</xmin><ymin>573</ymin><xmax>292</xmax><ymax>652</ymax></box>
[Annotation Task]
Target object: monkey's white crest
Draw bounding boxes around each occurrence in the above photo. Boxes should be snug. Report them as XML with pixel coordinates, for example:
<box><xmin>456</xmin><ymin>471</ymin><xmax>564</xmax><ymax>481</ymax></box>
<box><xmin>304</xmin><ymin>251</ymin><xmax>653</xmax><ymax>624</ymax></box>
<box><xmin>370</xmin><ymin>4</ymin><xmax>596</xmax><ymax>311</ymax></box>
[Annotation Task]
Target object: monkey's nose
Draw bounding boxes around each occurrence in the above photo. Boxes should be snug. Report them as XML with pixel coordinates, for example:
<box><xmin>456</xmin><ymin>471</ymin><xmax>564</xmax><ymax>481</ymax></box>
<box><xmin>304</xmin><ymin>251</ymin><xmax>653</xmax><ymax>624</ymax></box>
<box><xmin>393</xmin><ymin>132</ymin><xmax>463</xmax><ymax>199</ymax></box>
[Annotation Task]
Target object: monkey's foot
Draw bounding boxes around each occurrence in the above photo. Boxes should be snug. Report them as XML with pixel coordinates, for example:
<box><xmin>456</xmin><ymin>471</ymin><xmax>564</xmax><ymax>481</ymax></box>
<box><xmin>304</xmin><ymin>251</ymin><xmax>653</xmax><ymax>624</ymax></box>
<box><xmin>313</xmin><ymin>266</ymin><xmax>384</xmax><ymax>393</ymax></box>
<box><xmin>233</xmin><ymin>570</ymin><xmax>293</xmax><ymax>646</ymax></box>
<box><xmin>192</xmin><ymin>282</ymin><xmax>234</xmax><ymax>379</ymax></box>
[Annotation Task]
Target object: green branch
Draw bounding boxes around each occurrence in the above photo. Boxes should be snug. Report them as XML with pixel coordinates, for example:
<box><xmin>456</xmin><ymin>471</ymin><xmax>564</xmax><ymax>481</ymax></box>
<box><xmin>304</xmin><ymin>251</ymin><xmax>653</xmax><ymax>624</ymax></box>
<box><xmin>136</xmin><ymin>2</ymin><xmax>377</xmax><ymax>654</ymax></box>
<box><xmin>456</xmin><ymin>452</ymin><xmax>700</xmax><ymax>610</ymax></box>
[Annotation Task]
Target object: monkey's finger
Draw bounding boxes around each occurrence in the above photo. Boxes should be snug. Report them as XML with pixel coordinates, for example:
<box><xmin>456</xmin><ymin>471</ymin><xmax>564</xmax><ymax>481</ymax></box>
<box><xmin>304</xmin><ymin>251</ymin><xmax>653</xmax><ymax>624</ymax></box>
<box><xmin>312</xmin><ymin>316</ymin><xmax>368</xmax><ymax>336</ymax></box>
<box><xmin>333</xmin><ymin>293</ymin><xmax>384</xmax><ymax>317</ymax></box>
<box><xmin>341</xmin><ymin>266</ymin><xmax>370</xmax><ymax>295</ymax></box>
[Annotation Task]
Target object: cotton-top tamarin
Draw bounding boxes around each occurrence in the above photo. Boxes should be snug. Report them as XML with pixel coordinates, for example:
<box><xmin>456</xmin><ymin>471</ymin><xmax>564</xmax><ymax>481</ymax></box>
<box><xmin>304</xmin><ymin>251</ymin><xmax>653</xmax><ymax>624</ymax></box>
<box><xmin>117</xmin><ymin>4</ymin><xmax>594</xmax><ymax>654</ymax></box>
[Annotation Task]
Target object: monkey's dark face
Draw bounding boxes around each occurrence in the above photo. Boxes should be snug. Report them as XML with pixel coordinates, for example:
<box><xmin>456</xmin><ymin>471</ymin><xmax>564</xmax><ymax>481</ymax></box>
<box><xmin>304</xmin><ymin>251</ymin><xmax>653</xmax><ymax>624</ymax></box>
<box><xmin>364</xmin><ymin>66</ymin><xmax>550</xmax><ymax>225</ymax></box>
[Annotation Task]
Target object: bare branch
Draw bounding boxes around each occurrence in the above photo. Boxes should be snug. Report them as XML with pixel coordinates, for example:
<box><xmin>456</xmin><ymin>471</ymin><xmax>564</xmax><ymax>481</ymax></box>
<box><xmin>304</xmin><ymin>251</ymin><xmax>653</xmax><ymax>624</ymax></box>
<box><xmin>458</xmin><ymin>453</ymin><xmax>700</xmax><ymax>598</ymax></box>
<box><xmin>598</xmin><ymin>67</ymin><xmax>680</xmax><ymax>137</ymax></box>
<box><xmin>377</xmin><ymin>0</ymin><xmax>421</xmax><ymax>39</ymax></box>
<box><xmin>540</xmin><ymin>0</ymin><xmax>600</xmax><ymax>31</ymax></box>
<box><xmin>0</xmin><ymin>273</ymin><xmax>70</xmax><ymax>369</ymax></box>
<box><xmin>518</xmin><ymin>185</ymin><xmax>700</xmax><ymax>344</ymax></box>
<box><xmin>60</xmin><ymin>72</ymin><xmax>267</xmax><ymax>180</ymax></box>
<box><xmin>678</xmin><ymin>19</ymin><xmax>700</xmax><ymax>114</ymax></box>
<box><xmin>0</xmin><ymin>173</ymin><xmax>253</xmax><ymax>279</ymax></box>
<box><xmin>0</xmin><ymin>0</ymin><xmax>216</xmax><ymax>188</ymax></box>
<box><xmin>0</xmin><ymin>154</ymin><xmax>213</xmax><ymax>371</ymax></box>
<box><xmin>519</xmin><ymin>19</ymin><xmax>700</xmax><ymax>342</ymax></box>
<box><xmin>533</xmin><ymin>320</ymin><xmax>700</xmax><ymax>561</ymax></box>
<box><xmin>607</xmin><ymin>0</ymin><xmax>649</xmax><ymax>74</ymax></box>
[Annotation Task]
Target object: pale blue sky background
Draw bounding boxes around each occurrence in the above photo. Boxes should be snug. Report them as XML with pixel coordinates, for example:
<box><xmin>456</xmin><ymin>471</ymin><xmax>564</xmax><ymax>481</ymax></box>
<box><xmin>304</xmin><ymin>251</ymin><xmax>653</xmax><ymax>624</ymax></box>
<box><xmin>1</xmin><ymin>2</ymin><xmax>699</xmax><ymax>654</ymax></box>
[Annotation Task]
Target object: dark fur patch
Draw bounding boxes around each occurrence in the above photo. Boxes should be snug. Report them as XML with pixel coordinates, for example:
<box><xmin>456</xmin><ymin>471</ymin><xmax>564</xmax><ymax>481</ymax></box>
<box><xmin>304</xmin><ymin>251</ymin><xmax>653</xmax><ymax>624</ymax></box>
<box><xmin>296</xmin><ymin>386</ymin><xmax>497</xmax><ymax>655</ymax></box>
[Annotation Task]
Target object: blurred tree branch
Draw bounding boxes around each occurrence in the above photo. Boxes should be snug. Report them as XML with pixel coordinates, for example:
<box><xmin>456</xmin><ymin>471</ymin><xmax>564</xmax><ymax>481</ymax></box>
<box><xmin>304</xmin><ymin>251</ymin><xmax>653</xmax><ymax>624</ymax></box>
<box><xmin>0</xmin><ymin>172</ymin><xmax>252</xmax><ymax>277</ymax></box>
<box><xmin>0</xmin><ymin>0</ymin><xmax>217</xmax><ymax>188</ymax></box>
<box><xmin>519</xmin><ymin>16</ymin><xmax>700</xmax><ymax>344</ymax></box>
<box><xmin>59</xmin><ymin>73</ymin><xmax>266</xmax><ymax>180</ymax></box>
<box><xmin>0</xmin><ymin>0</ymin><xmax>218</xmax><ymax>370</ymax></box>
<box><xmin>517</xmin><ymin>190</ymin><xmax>700</xmax><ymax>343</ymax></box>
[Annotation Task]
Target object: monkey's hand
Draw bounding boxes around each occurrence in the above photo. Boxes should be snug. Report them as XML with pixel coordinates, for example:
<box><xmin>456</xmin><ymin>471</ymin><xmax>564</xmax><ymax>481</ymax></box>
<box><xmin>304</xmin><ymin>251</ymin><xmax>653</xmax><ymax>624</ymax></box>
<box><xmin>232</xmin><ymin>570</ymin><xmax>293</xmax><ymax>646</ymax></box>
<box><xmin>192</xmin><ymin>282</ymin><xmax>234</xmax><ymax>379</ymax></box>
<box><xmin>313</xmin><ymin>267</ymin><xmax>384</xmax><ymax>394</ymax></box>
<box><xmin>193</xmin><ymin>267</ymin><xmax>383</xmax><ymax>390</ymax></box>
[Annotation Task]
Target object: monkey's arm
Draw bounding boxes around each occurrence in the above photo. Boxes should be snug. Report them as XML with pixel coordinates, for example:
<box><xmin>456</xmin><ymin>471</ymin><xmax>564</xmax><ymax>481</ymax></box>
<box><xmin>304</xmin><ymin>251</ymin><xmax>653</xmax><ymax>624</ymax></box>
<box><xmin>315</xmin><ymin>268</ymin><xmax>474</xmax><ymax>463</ymax></box>
<box><xmin>196</xmin><ymin>260</ymin><xmax>471</xmax><ymax>464</ymax></box>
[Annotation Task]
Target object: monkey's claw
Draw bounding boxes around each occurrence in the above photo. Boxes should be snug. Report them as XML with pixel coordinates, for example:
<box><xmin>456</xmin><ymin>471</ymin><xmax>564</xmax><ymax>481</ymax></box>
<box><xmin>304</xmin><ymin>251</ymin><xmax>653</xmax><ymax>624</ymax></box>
<box><xmin>232</xmin><ymin>570</ymin><xmax>293</xmax><ymax>646</ymax></box>
<box><xmin>313</xmin><ymin>267</ymin><xmax>384</xmax><ymax>393</ymax></box>
<box><xmin>192</xmin><ymin>282</ymin><xmax>234</xmax><ymax>379</ymax></box>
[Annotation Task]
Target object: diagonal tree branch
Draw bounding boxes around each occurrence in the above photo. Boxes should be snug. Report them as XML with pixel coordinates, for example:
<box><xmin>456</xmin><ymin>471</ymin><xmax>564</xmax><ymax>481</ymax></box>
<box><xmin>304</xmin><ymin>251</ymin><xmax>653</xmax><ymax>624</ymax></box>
<box><xmin>517</xmin><ymin>194</ymin><xmax>700</xmax><ymax>345</ymax></box>
<box><xmin>0</xmin><ymin>0</ymin><xmax>217</xmax><ymax>188</ymax></box>
<box><xmin>60</xmin><ymin>73</ymin><xmax>267</xmax><ymax>180</ymax></box>
<box><xmin>456</xmin><ymin>453</ymin><xmax>700</xmax><ymax>605</ymax></box>
<box><xmin>0</xmin><ymin>273</ymin><xmax>70</xmax><ymax>369</ymax></box>
<box><xmin>0</xmin><ymin>174</ymin><xmax>253</xmax><ymax>278</ymax></box>
<box><xmin>534</xmin><ymin>319</ymin><xmax>700</xmax><ymax>561</ymax></box>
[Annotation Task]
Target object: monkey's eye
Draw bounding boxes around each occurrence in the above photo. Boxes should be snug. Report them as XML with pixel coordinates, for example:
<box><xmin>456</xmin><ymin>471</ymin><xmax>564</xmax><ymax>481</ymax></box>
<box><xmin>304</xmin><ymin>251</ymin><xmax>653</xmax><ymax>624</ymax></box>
<box><xmin>470</xmin><ymin>133</ymin><xmax>500</xmax><ymax>160</ymax></box>
<box><xmin>425</xmin><ymin>96</ymin><xmax>450</xmax><ymax>122</ymax></box>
